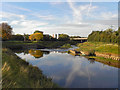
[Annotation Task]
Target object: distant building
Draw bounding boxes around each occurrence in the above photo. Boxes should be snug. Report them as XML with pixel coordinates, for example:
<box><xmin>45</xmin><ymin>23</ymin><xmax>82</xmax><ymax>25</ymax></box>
<box><xmin>52</xmin><ymin>34</ymin><xmax>54</xmax><ymax>38</ymax></box>
<box><xmin>52</xmin><ymin>34</ymin><xmax>59</xmax><ymax>39</ymax></box>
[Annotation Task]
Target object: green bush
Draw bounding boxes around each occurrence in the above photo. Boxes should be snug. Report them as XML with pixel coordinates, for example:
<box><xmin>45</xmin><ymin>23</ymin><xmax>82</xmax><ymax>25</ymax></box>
<box><xmin>88</xmin><ymin>49</ymin><xmax>96</xmax><ymax>56</ymax></box>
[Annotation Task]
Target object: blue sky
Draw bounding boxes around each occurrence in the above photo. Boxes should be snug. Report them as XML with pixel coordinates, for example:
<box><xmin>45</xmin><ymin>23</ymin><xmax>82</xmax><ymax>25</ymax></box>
<box><xmin>0</xmin><ymin>2</ymin><xmax>118</xmax><ymax>37</ymax></box>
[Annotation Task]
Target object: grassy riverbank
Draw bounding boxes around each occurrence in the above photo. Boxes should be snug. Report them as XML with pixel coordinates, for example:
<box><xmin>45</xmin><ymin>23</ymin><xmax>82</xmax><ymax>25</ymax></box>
<box><xmin>77</xmin><ymin>42</ymin><xmax>118</xmax><ymax>55</ymax></box>
<box><xmin>86</xmin><ymin>56</ymin><xmax>120</xmax><ymax>68</ymax></box>
<box><xmin>2</xmin><ymin>41</ymin><xmax>80</xmax><ymax>49</ymax></box>
<box><xmin>76</xmin><ymin>42</ymin><xmax>120</xmax><ymax>64</ymax></box>
<box><xmin>2</xmin><ymin>48</ymin><xmax>59</xmax><ymax>88</ymax></box>
<box><xmin>60</xmin><ymin>44</ymin><xmax>72</xmax><ymax>49</ymax></box>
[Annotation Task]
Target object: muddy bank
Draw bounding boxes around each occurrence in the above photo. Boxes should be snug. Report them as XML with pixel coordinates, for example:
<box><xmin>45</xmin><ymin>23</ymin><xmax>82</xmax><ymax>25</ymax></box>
<box><xmin>80</xmin><ymin>51</ymin><xmax>120</xmax><ymax>61</ymax></box>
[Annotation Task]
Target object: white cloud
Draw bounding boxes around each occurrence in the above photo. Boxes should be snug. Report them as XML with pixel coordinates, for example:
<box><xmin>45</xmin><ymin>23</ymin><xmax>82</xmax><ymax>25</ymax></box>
<box><xmin>100</xmin><ymin>12</ymin><xmax>118</xmax><ymax>20</ymax></box>
<box><xmin>86</xmin><ymin>20</ymin><xmax>118</xmax><ymax>26</ymax></box>
<box><xmin>31</xmin><ymin>13</ymin><xmax>55</xmax><ymax>20</ymax></box>
<box><xmin>19</xmin><ymin>20</ymin><xmax>48</xmax><ymax>27</ymax></box>
<box><xmin>3</xmin><ymin>3</ymin><xmax>31</xmax><ymax>12</ymax></box>
<box><xmin>10</xmin><ymin>20</ymin><xmax>19</xmax><ymax>25</ymax></box>
<box><xmin>1</xmin><ymin>12</ymin><xmax>25</xmax><ymax>20</ymax></box>
<box><xmin>61</xmin><ymin>23</ymin><xmax>91</xmax><ymax>27</ymax></box>
<box><xmin>49</xmin><ymin>2</ymin><xmax>63</xmax><ymax>5</ymax></box>
<box><xmin>11</xmin><ymin>20</ymin><xmax>48</xmax><ymax>34</ymax></box>
<box><xmin>1</xmin><ymin>2</ymin><xmax>118</xmax><ymax>37</ymax></box>
<box><xmin>67</xmin><ymin>0</ymin><xmax>97</xmax><ymax>24</ymax></box>
<box><xmin>1</xmin><ymin>11</ymin><xmax>48</xmax><ymax>34</ymax></box>
<box><xmin>67</xmin><ymin>1</ymin><xmax>82</xmax><ymax>24</ymax></box>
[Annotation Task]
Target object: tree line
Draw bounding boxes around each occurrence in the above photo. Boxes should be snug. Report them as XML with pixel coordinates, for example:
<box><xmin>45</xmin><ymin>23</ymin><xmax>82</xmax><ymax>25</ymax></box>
<box><xmin>88</xmin><ymin>28</ymin><xmax>120</xmax><ymax>43</ymax></box>
<box><xmin>0</xmin><ymin>23</ymin><xmax>71</xmax><ymax>41</ymax></box>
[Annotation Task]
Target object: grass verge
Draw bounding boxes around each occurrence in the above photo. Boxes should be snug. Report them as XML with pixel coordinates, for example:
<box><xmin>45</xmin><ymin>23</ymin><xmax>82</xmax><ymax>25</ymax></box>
<box><xmin>2</xmin><ymin>48</ymin><xmax>59</xmax><ymax>88</ymax></box>
<box><xmin>77</xmin><ymin>42</ymin><xmax>118</xmax><ymax>55</ymax></box>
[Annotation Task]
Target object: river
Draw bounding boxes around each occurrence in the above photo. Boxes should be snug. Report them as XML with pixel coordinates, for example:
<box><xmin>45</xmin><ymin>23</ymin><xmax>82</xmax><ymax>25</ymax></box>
<box><xmin>15</xmin><ymin>47</ymin><xmax>118</xmax><ymax>88</ymax></box>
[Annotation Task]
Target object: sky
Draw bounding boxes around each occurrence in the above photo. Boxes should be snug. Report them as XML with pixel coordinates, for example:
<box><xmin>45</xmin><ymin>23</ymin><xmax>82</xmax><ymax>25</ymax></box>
<box><xmin>0</xmin><ymin>1</ymin><xmax>118</xmax><ymax>37</ymax></box>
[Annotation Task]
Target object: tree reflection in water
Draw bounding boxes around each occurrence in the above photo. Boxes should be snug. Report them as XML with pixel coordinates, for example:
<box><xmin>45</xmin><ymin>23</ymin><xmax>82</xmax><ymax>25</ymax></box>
<box><xmin>29</xmin><ymin>49</ymin><xmax>43</xmax><ymax>58</ymax></box>
<box><xmin>29</xmin><ymin>49</ymin><xmax>50</xmax><ymax>58</ymax></box>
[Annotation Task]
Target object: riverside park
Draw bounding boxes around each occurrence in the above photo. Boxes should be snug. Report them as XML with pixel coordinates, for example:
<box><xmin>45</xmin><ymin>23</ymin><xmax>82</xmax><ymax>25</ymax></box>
<box><xmin>1</xmin><ymin>1</ymin><xmax>120</xmax><ymax>89</ymax></box>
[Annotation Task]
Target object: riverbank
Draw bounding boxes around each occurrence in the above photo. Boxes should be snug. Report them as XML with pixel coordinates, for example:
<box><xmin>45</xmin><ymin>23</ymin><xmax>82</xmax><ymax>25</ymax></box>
<box><xmin>76</xmin><ymin>42</ymin><xmax>120</xmax><ymax>61</ymax></box>
<box><xmin>2</xmin><ymin>48</ymin><xmax>59</xmax><ymax>88</ymax></box>
<box><xmin>2</xmin><ymin>41</ymin><xmax>80</xmax><ymax>50</ymax></box>
<box><xmin>85</xmin><ymin>56</ymin><xmax>120</xmax><ymax>68</ymax></box>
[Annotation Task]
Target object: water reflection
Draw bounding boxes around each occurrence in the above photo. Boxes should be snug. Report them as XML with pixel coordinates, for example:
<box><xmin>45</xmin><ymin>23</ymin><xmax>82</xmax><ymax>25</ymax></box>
<box><xmin>15</xmin><ymin>49</ymin><xmax>118</xmax><ymax>88</ymax></box>
<box><xmin>88</xmin><ymin>58</ymin><xmax>95</xmax><ymax>64</ymax></box>
<box><xmin>14</xmin><ymin>49</ymin><xmax>50</xmax><ymax>59</ymax></box>
<box><xmin>29</xmin><ymin>50</ymin><xmax>43</xmax><ymax>58</ymax></box>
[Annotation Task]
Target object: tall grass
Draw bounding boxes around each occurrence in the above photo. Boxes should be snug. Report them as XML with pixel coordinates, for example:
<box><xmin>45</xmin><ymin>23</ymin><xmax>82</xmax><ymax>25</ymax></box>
<box><xmin>2</xmin><ymin>48</ymin><xmax>59</xmax><ymax>88</ymax></box>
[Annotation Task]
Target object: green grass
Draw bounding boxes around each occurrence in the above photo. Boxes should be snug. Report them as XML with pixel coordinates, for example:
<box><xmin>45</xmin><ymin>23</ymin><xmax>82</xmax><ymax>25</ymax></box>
<box><xmin>85</xmin><ymin>55</ymin><xmax>120</xmax><ymax>68</ymax></box>
<box><xmin>95</xmin><ymin>56</ymin><xmax>120</xmax><ymax>68</ymax></box>
<box><xmin>60</xmin><ymin>44</ymin><xmax>72</xmax><ymax>49</ymax></box>
<box><xmin>2</xmin><ymin>41</ymin><xmax>80</xmax><ymax>49</ymax></box>
<box><xmin>2</xmin><ymin>48</ymin><xmax>59</xmax><ymax>88</ymax></box>
<box><xmin>95</xmin><ymin>45</ymin><xmax>118</xmax><ymax>54</ymax></box>
<box><xmin>77</xmin><ymin>42</ymin><xmax>118</xmax><ymax>55</ymax></box>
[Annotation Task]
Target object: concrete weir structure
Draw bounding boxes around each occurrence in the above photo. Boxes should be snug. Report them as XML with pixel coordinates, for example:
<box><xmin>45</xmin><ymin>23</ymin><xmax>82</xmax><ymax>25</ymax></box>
<box><xmin>69</xmin><ymin>50</ymin><xmax>81</xmax><ymax>56</ymax></box>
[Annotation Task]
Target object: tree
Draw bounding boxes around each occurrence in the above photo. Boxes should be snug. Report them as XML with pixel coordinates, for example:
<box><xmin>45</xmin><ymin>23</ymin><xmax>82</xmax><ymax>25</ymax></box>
<box><xmin>29</xmin><ymin>32</ymin><xmax>43</xmax><ymax>41</ymax></box>
<box><xmin>34</xmin><ymin>33</ymin><xmax>43</xmax><ymax>41</ymax></box>
<box><xmin>23</xmin><ymin>34</ymin><xmax>30</xmax><ymax>41</ymax></box>
<box><xmin>29</xmin><ymin>50</ymin><xmax>43</xmax><ymax>58</ymax></box>
<box><xmin>58</xmin><ymin>34</ymin><xmax>70</xmax><ymax>41</ymax></box>
<box><xmin>0</xmin><ymin>23</ymin><xmax>12</xmax><ymax>40</ymax></box>
<box><xmin>34</xmin><ymin>30</ymin><xmax>43</xmax><ymax>34</ymax></box>
<box><xmin>10</xmin><ymin>34</ymin><xmax>24</xmax><ymax>41</ymax></box>
<box><xmin>88</xmin><ymin>28</ymin><xmax>119</xmax><ymax>43</ymax></box>
<box><xmin>29</xmin><ymin>34</ymin><xmax>34</xmax><ymax>41</ymax></box>
<box><xmin>43</xmin><ymin>35</ymin><xmax>52</xmax><ymax>41</ymax></box>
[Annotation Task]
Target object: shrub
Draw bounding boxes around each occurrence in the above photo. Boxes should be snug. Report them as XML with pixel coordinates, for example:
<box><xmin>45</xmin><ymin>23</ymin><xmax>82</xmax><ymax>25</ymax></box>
<box><xmin>88</xmin><ymin>49</ymin><xmax>96</xmax><ymax>56</ymax></box>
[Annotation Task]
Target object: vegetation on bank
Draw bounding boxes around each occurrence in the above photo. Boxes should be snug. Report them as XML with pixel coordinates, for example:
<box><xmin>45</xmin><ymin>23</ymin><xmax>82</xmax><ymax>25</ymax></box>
<box><xmin>2</xmin><ymin>48</ymin><xmax>59</xmax><ymax>88</ymax></box>
<box><xmin>88</xmin><ymin>28</ymin><xmax>120</xmax><ymax>43</ymax></box>
<box><xmin>77</xmin><ymin>42</ymin><xmax>118</xmax><ymax>55</ymax></box>
<box><xmin>87</xmin><ymin>56</ymin><xmax>120</xmax><ymax>68</ymax></box>
<box><xmin>60</xmin><ymin>44</ymin><xmax>72</xmax><ymax>49</ymax></box>
<box><xmin>2</xmin><ymin>41</ymin><xmax>80</xmax><ymax>49</ymax></box>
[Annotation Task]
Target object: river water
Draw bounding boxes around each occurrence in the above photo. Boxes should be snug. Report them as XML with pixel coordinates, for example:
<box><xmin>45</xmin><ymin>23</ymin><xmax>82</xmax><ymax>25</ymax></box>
<box><xmin>15</xmin><ymin>48</ymin><xmax>118</xmax><ymax>88</ymax></box>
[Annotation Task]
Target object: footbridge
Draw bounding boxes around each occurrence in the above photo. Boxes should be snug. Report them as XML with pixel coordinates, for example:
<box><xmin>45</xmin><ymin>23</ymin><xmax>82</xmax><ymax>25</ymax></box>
<box><xmin>70</xmin><ymin>37</ymin><xmax>87</xmax><ymax>43</ymax></box>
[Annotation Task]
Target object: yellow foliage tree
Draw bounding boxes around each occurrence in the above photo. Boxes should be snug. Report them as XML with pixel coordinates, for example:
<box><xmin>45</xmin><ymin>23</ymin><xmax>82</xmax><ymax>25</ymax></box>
<box><xmin>29</xmin><ymin>34</ymin><xmax>34</xmax><ymax>41</ymax></box>
<box><xmin>34</xmin><ymin>33</ymin><xmax>43</xmax><ymax>41</ymax></box>
<box><xmin>29</xmin><ymin>32</ymin><xmax>43</xmax><ymax>41</ymax></box>
<box><xmin>29</xmin><ymin>49</ymin><xmax>43</xmax><ymax>58</ymax></box>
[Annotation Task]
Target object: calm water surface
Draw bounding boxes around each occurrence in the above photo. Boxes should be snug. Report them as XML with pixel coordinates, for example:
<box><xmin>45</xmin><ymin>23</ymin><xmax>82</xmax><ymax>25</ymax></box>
<box><xmin>15</xmin><ymin>49</ymin><xmax>118</xmax><ymax>88</ymax></box>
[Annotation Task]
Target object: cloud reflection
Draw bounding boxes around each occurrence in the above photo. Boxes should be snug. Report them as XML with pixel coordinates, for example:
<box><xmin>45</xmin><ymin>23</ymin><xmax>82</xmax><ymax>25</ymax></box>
<box><xmin>16</xmin><ymin>50</ymin><xmax>118</xmax><ymax>88</ymax></box>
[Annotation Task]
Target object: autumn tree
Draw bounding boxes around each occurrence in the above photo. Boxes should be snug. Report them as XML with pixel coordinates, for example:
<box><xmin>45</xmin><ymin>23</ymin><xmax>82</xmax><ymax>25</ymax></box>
<box><xmin>34</xmin><ymin>30</ymin><xmax>43</xmax><ymax>34</ymax></box>
<box><xmin>29</xmin><ymin>50</ymin><xmax>43</xmax><ymax>58</ymax></box>
<box><xmin>29</xmin><ymin>34</ymin><xmax>34</xmax><ymax>41</ymax></box>
<box><xmin>29</xmin><ymin>31</ymin><xmax>43</xmax><ymax>41</ymax></box>
<box><xmin>0</xmin><ymin>23</ymin><xmax>13</xmax><ymax>40</ymax></box>
<box><xmin>34</xmin><ymin>33</ymin><xmax>43</xmax><ymax>41</ymax></box>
